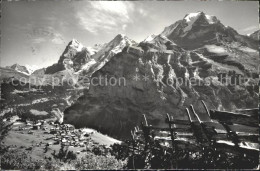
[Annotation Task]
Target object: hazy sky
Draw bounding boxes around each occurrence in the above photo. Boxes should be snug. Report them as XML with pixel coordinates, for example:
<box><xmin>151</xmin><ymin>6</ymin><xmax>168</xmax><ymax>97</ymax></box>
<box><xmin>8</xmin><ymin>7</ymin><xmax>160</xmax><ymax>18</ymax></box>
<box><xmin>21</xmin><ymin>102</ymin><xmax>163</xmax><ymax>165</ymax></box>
<box><xmin>1</xmin><ymin>0</ymin><xmax>259</xmax><ymax>68</ymax></box>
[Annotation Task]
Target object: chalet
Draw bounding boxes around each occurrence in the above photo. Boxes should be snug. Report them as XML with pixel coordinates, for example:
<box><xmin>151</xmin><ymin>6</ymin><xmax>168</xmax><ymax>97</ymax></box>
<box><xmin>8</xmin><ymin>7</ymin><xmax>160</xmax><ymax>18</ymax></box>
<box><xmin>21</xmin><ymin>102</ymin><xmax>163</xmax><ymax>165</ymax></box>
<box><xmin>50</xmin><ymin>128</ymin><xmax>59</xmax><ymax>134</ymax></box>
<box><xmin>41</xmin><ymin>120</ymin><xmax>47</xmax><ymax>125</ymax></box>
<box><xmin>127</xmin><ymin>46</ymin><xmax>144</xmax><ymax>56</ymax></box>
<box><xmin>63</xmin><ymin>124</ymin><xmax>75</xmax><ymax>131</ymax></box>
<box><xmin>79</xmin><ymin>137</ymin><xmax>85</xmax><ymax>141</ymax></box>
<box><xmin>64</xmin><ymin>135</ymin><xmax>70</xmax><ymax>139</ymax></box>
<box><xmin>62</xmin><ymin>142</ymin><xmax>70</xmax><ymax>146</ymax></box>
<box><xmin>53</xmin><ymin>137</ymin><xmax>59</xmax><ymax>141</ymax></box>
<box><xmin>79</xmin><ymin>142</ymin><xmax>85</xmax><ymax>147</ymax></box>
<box><xmin>54</xmin><ymin>141</ymin><xmax>59</xmax><ymax>145</ymax></box>
<box><xmin>32</xmin><ymin>125</ymin><xmax>40</xmax><ymax>130</ymax></box>
<box><xmin>61</xmin><ymin>139</ymin><xmax>67</xmax><ymax>143</ymax></box>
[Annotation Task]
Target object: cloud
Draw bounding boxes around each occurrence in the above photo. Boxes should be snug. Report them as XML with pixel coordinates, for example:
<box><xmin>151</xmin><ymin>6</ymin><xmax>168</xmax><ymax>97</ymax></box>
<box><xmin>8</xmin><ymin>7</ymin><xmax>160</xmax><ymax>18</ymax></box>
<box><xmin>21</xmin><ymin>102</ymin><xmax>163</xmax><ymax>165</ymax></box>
<box><xmin>138</xmin><ymin>8</ymin><xmax>148</xmax><ymax>17</ymax></box>
<box><xmin>76</xmin><ymin>1</ymin><xmax>134</xmax><ymax>34</ymax></box>
<box><xmin>32</xmin><ymin>37</ymin><xmax>46</xmax><ymax>44</ymax></box>
<box><xmin>21</xmin><ymin>26</ymin><xmax>66</xmax><ymax>56</ymax></box>
<box><xmin>27</xmin><ymin>26</ymin><xmax>65</xmax><ymax>45</ymax></box>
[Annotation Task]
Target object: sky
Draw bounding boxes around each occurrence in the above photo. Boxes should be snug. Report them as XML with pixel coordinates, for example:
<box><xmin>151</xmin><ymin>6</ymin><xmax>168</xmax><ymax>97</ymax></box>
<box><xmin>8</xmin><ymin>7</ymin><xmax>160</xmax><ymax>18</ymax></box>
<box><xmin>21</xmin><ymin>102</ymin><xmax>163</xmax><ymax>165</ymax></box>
<box><xmin>1</xmin><ymin>0</ymin><xmax>259</xmax><ymax>68</ymax></box>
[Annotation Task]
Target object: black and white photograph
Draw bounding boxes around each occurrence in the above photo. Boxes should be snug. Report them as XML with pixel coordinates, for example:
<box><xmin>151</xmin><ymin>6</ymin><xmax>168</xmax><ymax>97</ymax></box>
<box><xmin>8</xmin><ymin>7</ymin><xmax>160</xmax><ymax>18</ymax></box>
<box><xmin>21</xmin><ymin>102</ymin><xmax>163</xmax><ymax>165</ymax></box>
<box><xmin>0</xmin><ymin>0</ymin><xmax>259</xmax><ymax>170</ymax></box>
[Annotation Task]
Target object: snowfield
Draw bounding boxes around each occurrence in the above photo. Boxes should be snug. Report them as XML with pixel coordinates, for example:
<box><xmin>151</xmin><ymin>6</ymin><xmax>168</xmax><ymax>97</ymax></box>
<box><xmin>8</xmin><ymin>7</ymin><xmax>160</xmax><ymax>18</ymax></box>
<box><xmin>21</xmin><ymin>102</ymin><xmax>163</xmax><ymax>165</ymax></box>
<box><xmin>204</xmin><ymin>45</ymin><xmax>227</xmax><ymax>54</ymax></box>
<box><xmin>29</xmin><ymin>109</ymin><xmax>48</xmax><ymax>115</ymax></box>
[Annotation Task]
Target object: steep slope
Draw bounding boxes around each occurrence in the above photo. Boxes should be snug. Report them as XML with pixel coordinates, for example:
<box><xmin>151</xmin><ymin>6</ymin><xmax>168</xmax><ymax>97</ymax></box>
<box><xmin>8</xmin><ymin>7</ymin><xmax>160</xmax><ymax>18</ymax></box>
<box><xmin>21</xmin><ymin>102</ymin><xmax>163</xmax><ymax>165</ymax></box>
<box><xmin>161</xmin><ymin>12</ymin><xmax>258</xmax><ymax>50</ymax></box>
<box><xmin>139</xmin><ymin>34</ymin><xmax>182</xmax><ymax>52</ymax></box>
<box><xmin>77</xmin><ymin>34</ymin><xmax>137</xmax><ymax>76</ymax></box>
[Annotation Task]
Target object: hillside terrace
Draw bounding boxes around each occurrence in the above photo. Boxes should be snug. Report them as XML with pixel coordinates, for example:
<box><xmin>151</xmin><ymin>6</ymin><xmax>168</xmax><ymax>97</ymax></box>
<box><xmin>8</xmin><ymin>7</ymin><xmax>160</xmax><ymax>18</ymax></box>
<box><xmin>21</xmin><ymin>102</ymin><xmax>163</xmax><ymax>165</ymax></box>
<box><xmin>1</xmin><ymin>116</ymin><xmax>119</xmax><ymax>161</ymax></box>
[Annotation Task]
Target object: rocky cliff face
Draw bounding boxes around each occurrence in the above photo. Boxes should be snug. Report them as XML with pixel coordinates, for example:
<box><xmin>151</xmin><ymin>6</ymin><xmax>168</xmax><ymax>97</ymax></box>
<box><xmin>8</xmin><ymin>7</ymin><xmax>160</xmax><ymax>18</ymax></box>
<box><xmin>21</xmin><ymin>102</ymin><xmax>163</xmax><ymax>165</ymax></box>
<box><xmin>3</xmin><ymin>12</ymin><xmax>257</xmax><ymax>140</ymax></box>
<box><xmin>76</xmin><ymin>34</ymin><xmax>137</xmax><ymax>77</ymax></box>
<box><xmin>44</xmin><ymin>35</ymin><xmax>136</xmax><ymax>87</ymax></box>
<box><xmin>64</xmin><ymin>29</ymin><xmax>258</xmax><ymax>139</ymax></box>
<box><xmin>45</xmin><ymin>39</ymin><xmax>92</xmax><ymax>74</ymax></box>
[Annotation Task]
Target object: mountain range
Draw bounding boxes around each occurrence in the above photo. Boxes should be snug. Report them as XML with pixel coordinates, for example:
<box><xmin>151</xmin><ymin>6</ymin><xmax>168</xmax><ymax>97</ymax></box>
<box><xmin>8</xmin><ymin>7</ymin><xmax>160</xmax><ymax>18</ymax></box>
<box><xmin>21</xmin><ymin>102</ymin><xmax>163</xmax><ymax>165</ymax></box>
<box><xmin>1</xmin><ymin>12</ymin><xmax>259</xmax><ymax>139</ymax></box>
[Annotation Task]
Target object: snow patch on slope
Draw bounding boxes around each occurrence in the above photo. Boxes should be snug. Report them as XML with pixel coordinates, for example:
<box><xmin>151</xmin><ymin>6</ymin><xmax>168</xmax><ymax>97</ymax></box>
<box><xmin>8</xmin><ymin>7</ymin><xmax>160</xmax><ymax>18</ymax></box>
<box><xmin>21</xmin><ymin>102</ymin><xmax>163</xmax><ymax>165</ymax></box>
<box><xmin>144</xmin><ymin>34</ymin><xmax>156</xmax><ymax>42</ymax></box>
<box><xmin>204</xmin><ymin>45</ymin><xmax>227</xmax><ymax>54</ymax></box>
<box><xmin>86</xmin><ymin>47</ymin><xmax>98</xmax><ymax>56</ymax></box>
<box><xmin>239</xmin><ymin>47</ymin><xmax>258</xmax><ymax>53</ymax></box>
<box><xmin>205</xmin><ymin>15</ymin><xmax>217</xmax><ymax>24</ymax></box>
<box><xmin>76</xmin><ymin>59</ymin><xmax>97</xmax><ymax>74</ymax></box>
<box><xmin>92</xmin><ymin>34</ymin><xmax>135</xmax><ymax>61</ymax></box>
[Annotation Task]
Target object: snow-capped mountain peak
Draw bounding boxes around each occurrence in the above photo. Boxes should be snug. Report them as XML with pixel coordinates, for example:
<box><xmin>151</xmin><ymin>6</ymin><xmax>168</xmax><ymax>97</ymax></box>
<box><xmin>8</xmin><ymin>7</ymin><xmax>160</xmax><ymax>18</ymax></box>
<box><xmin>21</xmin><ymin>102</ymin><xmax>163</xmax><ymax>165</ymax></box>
<box><xmin>158</xmin><ymin>11</ymin><xmax>257</xmax><ymax>50</ymax></box>
<box><xmin>77</xmin><ymin>34</ymin><xmax>136</xmax><ymax>75</ymax></box>
<box><xmin>7</xmin><ymin>63</ymin><xmax>39</xmax><ymax>75</ymax></box>
<box><xmin>116</xmin><ymin>33</ymin><xmax>126</xmax><ymax>38</ymax></box>
<box><xmin>143</xmin><ymin>34</ymin><xmax>157</xmax><ymax>42</ymax></box>
<box><xmin>248</xmin><ymin>30</ymin><xmax>259</xmax><ymax>41</ymax></box>
<box><xmin>183</xmin><ymin>11</ymin><xmax>218</xmax><ymax>32</ymax></box>
<box><xmin>101</xmin><ymin>34</ymin><xmax>136</xmax><ymax>54</ymax></box>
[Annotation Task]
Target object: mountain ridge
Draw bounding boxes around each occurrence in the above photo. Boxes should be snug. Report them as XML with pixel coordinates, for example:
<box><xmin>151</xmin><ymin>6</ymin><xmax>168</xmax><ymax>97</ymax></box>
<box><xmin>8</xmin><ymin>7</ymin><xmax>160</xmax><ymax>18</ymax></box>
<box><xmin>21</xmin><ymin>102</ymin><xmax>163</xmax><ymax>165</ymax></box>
<box><xmin>63</xmin><ymin>12</ymin><xmax>258</xmax><ymax>139</ymax></box>
<box><xmin>1</xmin><ymin>12</ymin><xmax>258</xmax><ymax>139</ymax></box>
<box><xmin>160</xmin><ymin>11</ymin><xmax>258</xmax><ymax>50</ymax></box>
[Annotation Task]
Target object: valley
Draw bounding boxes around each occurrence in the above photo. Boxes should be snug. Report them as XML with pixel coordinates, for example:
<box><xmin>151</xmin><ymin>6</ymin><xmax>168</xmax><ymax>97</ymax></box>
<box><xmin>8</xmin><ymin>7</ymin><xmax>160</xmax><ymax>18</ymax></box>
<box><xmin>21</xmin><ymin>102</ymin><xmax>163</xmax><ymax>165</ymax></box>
<box><xmin>1</xmin><ymin>10</ymin><xmax>259</xmax><ymax>169</ymax></box>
